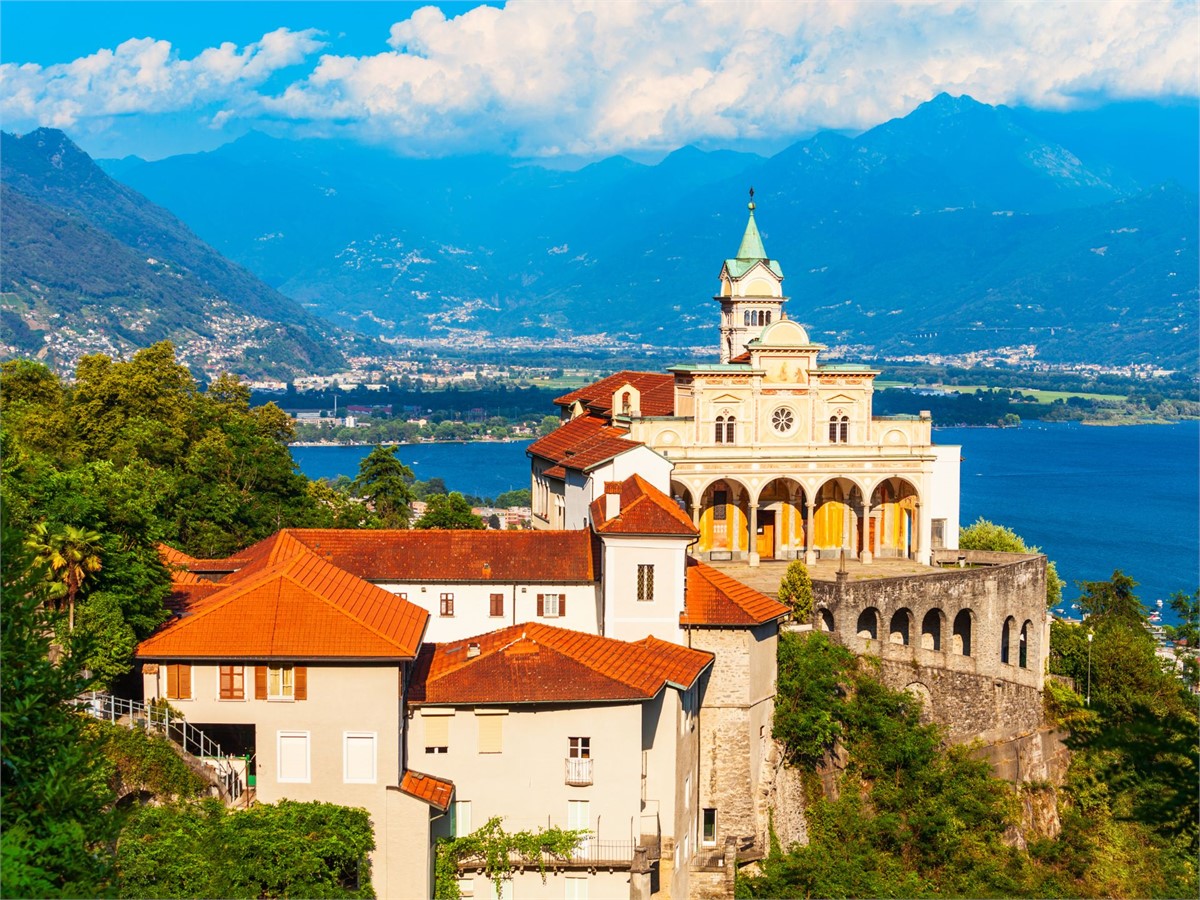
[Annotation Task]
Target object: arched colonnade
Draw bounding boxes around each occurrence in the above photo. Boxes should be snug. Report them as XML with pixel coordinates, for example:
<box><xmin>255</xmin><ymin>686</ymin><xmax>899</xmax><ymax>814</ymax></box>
<box><xmin>671</xmin><ymin>474</ymin><xmax>921</xmax><ymax>563</ymax></box>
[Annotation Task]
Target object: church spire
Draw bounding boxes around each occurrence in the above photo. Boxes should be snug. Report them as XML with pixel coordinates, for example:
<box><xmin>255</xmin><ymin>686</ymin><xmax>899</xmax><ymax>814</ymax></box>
<box><xmin>735</xmin><ymin>187</ymin><xmax>768</xmax><ymax>260</ymax></box>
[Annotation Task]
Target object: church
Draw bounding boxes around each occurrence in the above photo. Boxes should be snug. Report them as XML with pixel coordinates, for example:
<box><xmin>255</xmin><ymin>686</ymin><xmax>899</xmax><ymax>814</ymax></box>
<box><xmin>529</xmin><ymin>197</ymin><xmax>961</xmax><ymax>566</ymax></box>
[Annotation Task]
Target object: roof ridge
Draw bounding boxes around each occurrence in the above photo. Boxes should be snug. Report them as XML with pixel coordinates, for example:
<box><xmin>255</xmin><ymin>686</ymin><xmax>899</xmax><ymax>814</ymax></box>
<box><xmin>277</xmin><ymin>555</ymin><xmax>415</xmax><ymax>654</ymax></box>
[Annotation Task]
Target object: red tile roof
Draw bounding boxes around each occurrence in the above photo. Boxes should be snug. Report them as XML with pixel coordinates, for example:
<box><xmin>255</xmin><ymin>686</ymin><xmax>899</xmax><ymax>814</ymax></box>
<box><xmin>554</xmin><ymin>372</ymin><xmax>675</xmax><ymax>418</ymax></box>
<box><xmin>284</xmin><ymin>529</ymin><xmax>596</xmax><ymax>583</ymax></box>
<box><xmin>681</xmin><ymin>560</ymin><xmax>791</xmax><ymax>627</ymax></box>
<box><xmin>138</xmin><ymin>535</ymin><xmax>429</xmax><ymax>660</ymax></box>
<box><xmin>590</xmin><ymin>474</ymin><xmax>697</xmax><ymax>537</ymax></box>
<box><xmin>527</xmin><ymin>414</ymin><xmax>645</xmax><ymax>472</ymax></box>
<box><xmin>409</xmin><ymin>623</ymin><xmax>712</xmax><ymax>705</ymax></box>
<box><xmin>399</xmin><ymin>770</ymin><xmax>454</xmax><ymax>811</ymax></box>
<box><xmin>728</xmin><ymin>351</ymin><xmax>752</xmax><ymax>364</ymax></box>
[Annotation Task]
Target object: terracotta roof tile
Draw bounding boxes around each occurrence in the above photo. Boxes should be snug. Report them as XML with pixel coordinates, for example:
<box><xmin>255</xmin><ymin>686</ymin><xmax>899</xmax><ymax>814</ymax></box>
<box><xmin>681</xmin><ymin>560</ymin><xmax>791</xmax><ymax>626</ymax></box>
<box><xmin>284</xmin><ymin>529</ymin><xmax>596</xmax><ymax>583</ymax></box>
<box><xmin>399</xmin><ymin>770</ymin><xmax>454</xmax><ymax>811</ymax></box>
<box><xmin>410</xmin><ymin>623</ymin><xmax>712</xmax><ymax>705</ymax></box>
<box><xmin>554</xmin><ymin>372</ymin><xmax>675</xmax><ymax>418</ymax></box>
<box><xmin>527</xmin><ymin>414</ymin><xmax>645</xmax><ymax>472</ymax></box>
<box><xmin>138</xmin><ymin>537</ymin><xmax>429</xmax><ymax>660</ymax></box>
<box><xmin>590</xmin><ymin>474</ymin><xmax>697</xmax><ymax>537</ymax></box>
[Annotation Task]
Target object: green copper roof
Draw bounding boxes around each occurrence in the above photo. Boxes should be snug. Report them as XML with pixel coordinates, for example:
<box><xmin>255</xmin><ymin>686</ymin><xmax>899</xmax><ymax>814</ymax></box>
<box><xmin>724</xmin><ymin>203</ymin><xmax>783</xmax><ymax>279</ymax></box>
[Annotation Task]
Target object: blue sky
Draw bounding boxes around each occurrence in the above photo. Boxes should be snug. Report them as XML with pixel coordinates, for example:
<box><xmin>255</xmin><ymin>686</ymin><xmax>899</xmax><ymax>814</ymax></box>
<box><xmin>2</xmin><ymin>1</ymin><xmax>1196</xmax><ymax>161</ymax></box>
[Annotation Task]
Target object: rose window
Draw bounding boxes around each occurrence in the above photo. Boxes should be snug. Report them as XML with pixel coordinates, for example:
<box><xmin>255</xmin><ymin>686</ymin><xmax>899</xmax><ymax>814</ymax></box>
<box><xmin>772</xmin><ymin>407</ymin><xmax>795</xmax><ymax>433</ymax></box>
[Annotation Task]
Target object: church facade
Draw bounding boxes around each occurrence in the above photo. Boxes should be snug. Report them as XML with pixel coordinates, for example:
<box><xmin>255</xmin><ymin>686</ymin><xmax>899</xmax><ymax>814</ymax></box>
<box><xmin>531</xmin><ymin>200</ymin><xmax>961</xmax><ymax>566</ymax></box>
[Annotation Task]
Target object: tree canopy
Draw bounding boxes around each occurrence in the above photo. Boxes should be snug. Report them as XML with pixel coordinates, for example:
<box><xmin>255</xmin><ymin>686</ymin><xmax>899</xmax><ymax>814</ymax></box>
<box><xmin>414</xmin><ymin>492</ymin><xmax>485</xmax><ymax>530</ymax></box>
<box><xmin>959</xmin><ymin>517</ymin><xmax>1064</xmax><ymax>607</ymax></box>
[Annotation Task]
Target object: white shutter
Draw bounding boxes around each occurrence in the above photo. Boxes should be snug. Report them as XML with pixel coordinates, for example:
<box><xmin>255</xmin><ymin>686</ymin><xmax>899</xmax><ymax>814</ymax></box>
<box><xmin>454</xmin><ymin>800</ymin><xmax>472</xmax><ymax>837</ymax></box>
<box><xmin>567</xmin><ymin>799</ymin><xmax>590</xmax><ymax>853</ymax></box>
<box><xmin>344</xmin><ymin>733</ymin><xmax>376</xmax><ymax>783</ymax></box>
<box><xmin>277</xmin><ymin>732</ymin><xmax>310</xmax><ymax>783</ymax></box>
<box><xmin>565</xmin><ymin>876</ymin><xmax>589</xmax><ymax>900</ymax></box>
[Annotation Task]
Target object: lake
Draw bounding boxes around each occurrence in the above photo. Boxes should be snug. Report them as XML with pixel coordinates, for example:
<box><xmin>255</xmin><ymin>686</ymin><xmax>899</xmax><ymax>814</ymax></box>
<box><xmin>291</xmin><ymin>421</ymin><xmax>1199</xmax><ymax>620</ymax></box>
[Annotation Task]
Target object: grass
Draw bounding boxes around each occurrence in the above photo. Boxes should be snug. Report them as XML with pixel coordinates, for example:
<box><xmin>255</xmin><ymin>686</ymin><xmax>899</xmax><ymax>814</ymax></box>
<box><xmin>879</xmin><ymin>381</ymin><xmax>1125</xmax><ymax>403</ymax></box>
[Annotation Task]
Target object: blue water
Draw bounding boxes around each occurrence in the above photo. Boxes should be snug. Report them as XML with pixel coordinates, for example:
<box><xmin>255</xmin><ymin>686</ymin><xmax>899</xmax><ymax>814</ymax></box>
<box><xmin>291</xmin><ymin>422</ymin><xmax>1199</xmax><ymax>620</ymax></box>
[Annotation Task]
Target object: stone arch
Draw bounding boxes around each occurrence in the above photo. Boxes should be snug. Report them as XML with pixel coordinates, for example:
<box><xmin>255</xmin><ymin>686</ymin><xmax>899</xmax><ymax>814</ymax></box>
<box><xmin>670</xmin><ymin>481</ymin><xmax>695</xmax><ymax>518</ymax></box>
<box><xmin>889</xmin><ymin>608</ymin><xmax>913</xmax><ymax>645</ymax></box>
<box><xmin>818</xmin><ymin>608</ymin><xmax>835</xmax><ymax>632</ymax></box>
<box><xmin>856</xmin><ymin>607</ymin><xmax>880</xmax><ymax>640</ymax></box>
<box><xmin>753</xmin><ymin>477</ymin><xmax>808</xmax><ymax>560</ymax></box>
<box><xmin>920</xmin><ymin>608</ymin><xmax>944</xmax><ymax>650</ymax></box>
<box><xmin>1000</xmin><ymin>615</ymin><xmax>1016</xmax><ymax>665</ymax></box>
<box><xmin>952</xmin><ymin>609</ymin><xmax>974</xmax><ymax>657</ymax></box>
<box><xmin>1020</xmin><ymin>619</ymin><xmax>1033</xmax><ymax>669</ymax></box>
<box><xmin>869</xmin><ymin>477</ymin><xmax>921</xmax><ymax>559</ymax></box>
<box><xmin>698</xmin><ymin>477</ymin><xmax>752</xmax><ymax>558</ymax></box>
<box><xmin>904</xmin><ymin>682</ymin><xmax>934</xmax><ymax>724</ymax></box>
<box><xmin>813</xmin><ymin>477</ymin><xmax>867</xmax><ymax>559</ymax></box>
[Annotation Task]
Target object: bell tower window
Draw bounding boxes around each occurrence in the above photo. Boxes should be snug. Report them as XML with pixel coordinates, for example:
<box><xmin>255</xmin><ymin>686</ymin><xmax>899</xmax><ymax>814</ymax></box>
<box><xmin>621</xmin><ymin>392</ymin><xmax>631</xmax><ymax>415</ymax></box>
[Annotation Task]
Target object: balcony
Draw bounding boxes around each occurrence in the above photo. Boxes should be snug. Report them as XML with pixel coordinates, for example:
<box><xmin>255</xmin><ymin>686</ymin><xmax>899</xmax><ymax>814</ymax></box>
<box><xmin>564</xmin><ymin>756</ymin><xmax>593</xmax><ymax>786</ymax></box>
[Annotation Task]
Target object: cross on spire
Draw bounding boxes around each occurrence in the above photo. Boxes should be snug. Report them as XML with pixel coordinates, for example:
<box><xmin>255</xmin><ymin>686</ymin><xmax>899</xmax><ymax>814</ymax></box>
<box><xmin>748</xmin><ymin>186</ymin><xmax>755</xmax><ymax>210</ymax></box>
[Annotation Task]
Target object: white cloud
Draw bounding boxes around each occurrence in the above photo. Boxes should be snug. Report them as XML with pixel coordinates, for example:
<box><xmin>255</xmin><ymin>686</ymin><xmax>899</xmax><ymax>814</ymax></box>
<box><xmin>2</xmin><ymin>2</ymin><xmax>1196</xmax><ymax>155</ymax></box>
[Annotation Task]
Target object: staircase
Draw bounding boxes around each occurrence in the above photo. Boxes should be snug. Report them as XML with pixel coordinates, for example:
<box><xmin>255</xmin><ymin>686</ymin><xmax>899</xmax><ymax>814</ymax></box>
<box><xmin>85</xmin><ymin>692</ymin><xmax>247</xmax><ymax>804</ymax></box>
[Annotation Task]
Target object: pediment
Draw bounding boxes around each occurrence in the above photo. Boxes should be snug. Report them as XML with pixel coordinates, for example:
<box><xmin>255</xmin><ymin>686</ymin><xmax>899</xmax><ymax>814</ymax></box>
<box><xmin>709</xmin><ymin>393</ymin><xmax>744</xmax><ymax>405</ymax></box>
<box><xmin>826</xmin><ymin>393</ymin><xmax>857</xmax><ymax>404</ymax></box>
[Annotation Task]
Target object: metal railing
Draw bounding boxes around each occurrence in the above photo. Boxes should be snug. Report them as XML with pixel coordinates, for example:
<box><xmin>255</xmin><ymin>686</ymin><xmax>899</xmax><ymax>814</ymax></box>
<box><xmin>564</xmin><ymin>756</ymin><xmax>593</xmax><ymax>786</ymax></box>
<box><xmin>84</xmin><ymin>692</ymin><xmax>245</xmax><ymax>802</ymax></box>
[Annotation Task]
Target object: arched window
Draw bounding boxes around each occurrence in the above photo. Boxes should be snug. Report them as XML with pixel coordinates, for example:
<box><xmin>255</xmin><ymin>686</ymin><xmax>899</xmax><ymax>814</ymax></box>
<box><xmin>920</xmin><ymin>609</ymin><xmax>942</xmax><ymax>650</ymax></box>
<box><xmin>839</xmin><ymin>416</ymin><xmax>849</xmax><ymax>443</ymax></box>
<box><xmin>621</xmin><ymin>392</ymin><xmax>631</xmax><ymax>415</ymax></box>
<box><xmin>715</xmin><ymin>416</ymin><xmax>725</xmax><ymax>444</ymax></box>
<box><xmin>725</xmin><ymin>416</ymin><xmax>736</xmax><ymax>444</ymax></box>
<box><xmin>819</xmin><ymin>609</ymin><xmax>835</xmax><ymax>632</ymax></box>
<box><xmin>1001</xmin><ymin>616</ymin><xmax>1015</xmax><ymax>664</ymax></box>
<box><xmin>952</xmin><ymin>610</ymin><xmax>973</xmax><ymax>657</ymax></box>
<box><xmin>1019</xmin><ymin>620</ymin><xmax>1031</xmax><ymax>668</ymax></box>
<box><xmin>829</xmin><ymin>416</ymin><xmax>838</xmax><ymax>443</ymax></box>
<box><xmin>743</xmin><ymin>311</ymin><xmax>750</xmax><ymax>326</ymax></box>
<box><xmin>856</xmin><ymin>608</ymin><xmax>879</xmax><ymax>640</ymax></box>
<box><xmin>765</xmin><ymin>311</ymin><xmax>772</xmax><ymax>324</ymax></box>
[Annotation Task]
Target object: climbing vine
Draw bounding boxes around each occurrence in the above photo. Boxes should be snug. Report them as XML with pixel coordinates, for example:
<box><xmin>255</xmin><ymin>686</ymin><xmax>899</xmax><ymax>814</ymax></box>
<box><xmin>434</xmin><ymin>817</ymin><xmax>585</xmax><ymax>899</ymax></box>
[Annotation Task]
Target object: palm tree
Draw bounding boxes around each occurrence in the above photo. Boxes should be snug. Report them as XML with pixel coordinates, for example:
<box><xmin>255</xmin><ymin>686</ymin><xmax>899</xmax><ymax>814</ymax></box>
<box><xmin>25</xmin><ymin>523</ymin><xmax>103</xmax><ymax>632</ymax></box>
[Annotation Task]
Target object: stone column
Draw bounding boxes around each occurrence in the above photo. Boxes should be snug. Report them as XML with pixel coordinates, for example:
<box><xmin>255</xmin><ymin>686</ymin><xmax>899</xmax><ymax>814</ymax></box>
<box><xmin>915</xmin><ymin>500</ymin><xmax>931</xmax><ymax>565</ymax></box>
<box><xmin>860</xmin><ymin>497</ymin><xmax>873</xmax><ymax>565</ymax></box>
<box><xmin>805</xmin><ymin>497</ymin><xmax>816</xmax><ymax>565</ymax></box>
<box><xmin>748</xmin><ymin>504</ymin><xmax>760</xmax><ymax>567</ymax></box>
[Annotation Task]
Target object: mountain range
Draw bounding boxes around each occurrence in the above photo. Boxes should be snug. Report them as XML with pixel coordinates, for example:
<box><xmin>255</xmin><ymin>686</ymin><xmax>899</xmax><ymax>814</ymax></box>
<box><xmin>1</xmin><ymin>129</ymin><xmax>352</xmax><ymax>378</ymax></box>
<box><xmin>3</xmin><ymin>94</ymin><xmax>1196</xmax><ymax>375</ymax></box>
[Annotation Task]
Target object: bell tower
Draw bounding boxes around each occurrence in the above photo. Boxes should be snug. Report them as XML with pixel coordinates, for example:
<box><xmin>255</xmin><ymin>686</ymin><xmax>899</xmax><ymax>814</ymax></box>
<box><xmin>715</xmin><ymin>190</ymin><xmax>786</xmax><ymax>362</ymax></box>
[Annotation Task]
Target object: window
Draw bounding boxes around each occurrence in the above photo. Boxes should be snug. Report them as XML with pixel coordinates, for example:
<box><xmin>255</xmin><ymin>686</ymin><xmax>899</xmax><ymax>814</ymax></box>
<box><xmin>569</xmin><ymin>737</ymin><xmax>590</xmax><ymax>759</ymax></box>
<box><xmin>277</xmin><ymin>731</ymin><xmax>310</xmax><ymax>783</ymax></box>
<box><xmin>477</xmin><ymin>712</ymin><xmax>504</xmax><ymax>753</ymax></box>
<box><xmin>743</xmin><ymin>310</ymin><xmax>750</xmax><ymax>326</ymax></box>
<box><xmin>454</xmin><ymin>800</ymin><xmax>472</xmax><ymax>837</ymax></box>
<box><xmin>829</xmin><ymin>416</ymin><xmax>838</xmax><ymax>442</ymax></box>
<box><xmin>712</xmin><ymin>489</ymin><xmax>728</xmax><ymax>521</ymax></box>
<box><xmin>458</xmin><ymin>878</ymin><xmax>475</xmax><ymax>898</ymax></box>
<box><xmin>489</xmin><ymin>593</ymin><xmax>504</xmax><ymax>617</ymax></box>
<box><xmin>424</xmin><ymin>714</ymin><xmax>449</xmax><ymax>753</ymax></box>
<box><xmin>537</xmin><ymin>593</ymin><xmax>563</xmax><ymax>617</ymax></box>
<box><xmin>829</xmin><ymin>414</ymin><xmax>849</xmax><ymax>443</ymax></box>
<box><xmin>621</xmin><ymin>391</ymin><xmax>631</xmax><ymax>414</ymax></box>
<box><xmin>440</xmin><ymin>593</ymin><xmax>455</xmax><ymax>617</ymax></box>
<box><xmin>565</xmin><ymin>876</ymin><xmax>589</xmax><ymax>900</ymax></box>
<box><xmin>637</xmin><ymin>564</ymin><xmax>654</xmax><ymax>601</ymax></box>
<box><xmin>771</xmin><ymin>407</ymin><xmax>794</xmax><ymax>434</ymax></box>
<box><xmin>725</xmin><ymin>416</ymin><xmax>735</xmax><ymax>443</ymax></box>
<box><xmin>268</xmin><ymin>666</ymin><xmax>294</xmax><ymax>700</ymax></box>
<box><xmin>714</xmin><ymin>415</ymin><xmax>725</xmax><ymax>443</ymax></box>
<box><xmin>165</xmin><ymin>663</ymin><xmax>192</xmax><ymax>700</ymax></box>
<box><xmin>703</xmin><ymin>809</ymin><xmax>717</xmax><ymax>845</ymax></box>
<box><xmin>567</xmin><ymin>800</ymin><xmax>590</xmax><ymax>851</ymax></box>
<box><xmin>343</xmin><ymin>732</ymin><xmax>377</xmax><ymax>784</ymax></box>
<box><xmin>931</xmin><ymin>519</ymin><xmax>946</xmax><ymax>550</ymax></box>
<box><xmin>840</xmin><ymin>415</ymin><xmax>849</xmax><ymax>443</ymax></box>
<box><xmin>397</xmin><ymin>592</ymin><xmax>408</xmax><ymax>601</ymax></box>
<box><xmin>219</xmin><ymin>665</ymin><xmax>244</xmax><ymax>700</ymax></box>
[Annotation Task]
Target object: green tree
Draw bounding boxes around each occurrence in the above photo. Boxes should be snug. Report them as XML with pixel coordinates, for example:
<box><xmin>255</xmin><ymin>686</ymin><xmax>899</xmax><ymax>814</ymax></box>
<box><xmin>495</xmin><ymin>489</ymin><xmax>532</xmax><ymax>508</ymax></box>
<box><xmin>1</xmin><ymin>528</ymin><xmax>117</xmax><ymax>898</ymax></box>
<box><xmin>538</xmin><ymin>415</ymin><xmax>559</xmax><ymax>436</ymax></box>
<box><xmin>25</xmin><ymin>522</ymin><xmax>103</xmax><ymax>632</ymax></box>
<box><xmin>352</xmin><ymin>445</ymin><xmax>415</xmax><ymax>528</ymax></box>
<box><xmin>1164</xmin><ymin>589</ymin><xmax>1199</xmax><ymax>690</ymax></box>
<box><xmin>414</xmin><ymin>492</ymin><xmax>485</xmax><ymax>530</ymax></box>
<box><xmin>776</xmin><ymin>559</ymin><xmax>814</xmax><ymax>620</ymax></box>
<box><xmin>959</xmin><ymin>517</ymin><xmax>1063</xmax><ymax>607</ymax></box>
<box><xmin>1078</xmin><ymin>570</ymin><xmax>1146</xmax><ymax>626</ymax></box>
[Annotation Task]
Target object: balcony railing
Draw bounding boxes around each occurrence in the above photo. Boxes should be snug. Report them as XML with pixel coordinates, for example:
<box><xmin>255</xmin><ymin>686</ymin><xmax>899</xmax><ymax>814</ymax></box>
<box><xmin>564</xmin><ymin>756</ymin><xmax>593</xmax><ymax>786</ymax></box>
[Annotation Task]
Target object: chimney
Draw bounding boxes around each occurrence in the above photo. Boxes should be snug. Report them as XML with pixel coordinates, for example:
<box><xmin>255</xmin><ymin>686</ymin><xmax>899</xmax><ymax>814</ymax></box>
<box><xmin>467</xmin><ymin>642</ymin><xmax>480</xmax><ymax>658</ymax></box>
<box><xmin>604</xmin><ymin>482</ymin><xmax>622</xmax><ymax>520</ymax></box>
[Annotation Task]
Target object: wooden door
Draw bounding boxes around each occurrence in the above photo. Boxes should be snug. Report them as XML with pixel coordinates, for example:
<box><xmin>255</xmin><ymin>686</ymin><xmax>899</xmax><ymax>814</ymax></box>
<box><xmin>756</xmin><ymin>511</ymin><xmax>776</xmax><ymax>559</ymax></box>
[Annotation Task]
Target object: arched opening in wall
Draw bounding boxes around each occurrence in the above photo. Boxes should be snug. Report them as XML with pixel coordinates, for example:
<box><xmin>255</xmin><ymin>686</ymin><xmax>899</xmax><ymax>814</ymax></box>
<box><xmin>952</xmin><ymin>609</ymin><xmax>973</xmax><ymax>657</ymax></box>
<box><xmin>819</xmin><ymin>609</ymin><xmax>835</xmax><ymax>632</ymax></box>
<box><xmin>699</xmin><ymin>479</ymin><xmax>750</xmax><ymax>558</ymax></box>
<box><xmin>1000</xmin><ymin>616</ymin><xmax>1016</xmax><ymax>664</ymax></box>
<box><xmin>813</xmin><ymin>478</ymin><xmax>865</xmax><ymax>559</ymax></box>
<box><xmin>1020</xmin><ymin>620</ymin><xmax>1032</xmax><ymax>669</ymax></box>
<box><xmin>920</xmin><ymin>609</ymin><xmax>943</xmax><ymax>650</ymax></box>
<box><xmin>856</xmin><ymin>607</ymin><xmax>880</xmax><ymax>640</ymax></box>
<box><xmin>621</xmin><ymin>391</ymin><xmax>632</xmax><ymax>415</ymax></box>
<box><xmin>889</xmin><ymin>608</ymin><xmax>913</xmax><ymax>645</ymax></box>
<box><xmin>671</xmin><ymin>482</ymin><xmax>694</xmax><ymax>517</ymax></box>
<box><xmin>904</xmin><ymin>682</ymin><xmax>933</xmax><ymax>723</ymax></box>
<box><xmin>756</xmin><ymin>478</ymin><xmax>807</xmax><ymax>560</ymax></box>
<box><xmin>869</xmin><ymin>478</ymin><xmax>920</xmax><ymax>560</ymax></box>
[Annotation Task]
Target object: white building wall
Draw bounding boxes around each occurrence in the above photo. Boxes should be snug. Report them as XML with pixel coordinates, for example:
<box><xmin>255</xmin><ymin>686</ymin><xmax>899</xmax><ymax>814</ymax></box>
<box><xmin>587</xmin><ymin>447</ymin><xmax>675</xmax><ymax>503</ymax></box>
<box><xmin>600</xmin><ymin>535</ymin><xmax>690</xmax><ymax>644</ymax></box>
<box><xmin>376</xmin><ymin>582</ymin><xmax>601</xmax><ymax>642</ymax></box>
<box><xmin>928</xmin><ymin>444</ymin><xmax>962</xmax><ymax>550</ymax></box>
